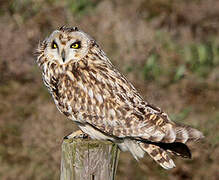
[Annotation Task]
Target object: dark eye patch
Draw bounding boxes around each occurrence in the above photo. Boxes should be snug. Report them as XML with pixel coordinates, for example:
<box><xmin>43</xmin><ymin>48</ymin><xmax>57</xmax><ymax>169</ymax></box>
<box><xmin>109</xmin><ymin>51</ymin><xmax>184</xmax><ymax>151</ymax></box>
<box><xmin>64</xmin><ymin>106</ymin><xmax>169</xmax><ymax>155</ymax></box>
<box><xmin>51</xmin><ymin>41</ymin><xmax>58</xmax><ymax>49</ymax></box>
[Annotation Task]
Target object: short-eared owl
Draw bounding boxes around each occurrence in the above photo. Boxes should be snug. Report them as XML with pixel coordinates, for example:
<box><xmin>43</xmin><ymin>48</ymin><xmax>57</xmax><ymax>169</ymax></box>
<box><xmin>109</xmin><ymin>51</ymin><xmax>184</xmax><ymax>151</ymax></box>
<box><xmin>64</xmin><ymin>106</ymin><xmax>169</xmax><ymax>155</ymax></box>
<box><xmin>35</xmin><ymin>26</ymin><xmax>204</xmax><ymax>169</ymax></box>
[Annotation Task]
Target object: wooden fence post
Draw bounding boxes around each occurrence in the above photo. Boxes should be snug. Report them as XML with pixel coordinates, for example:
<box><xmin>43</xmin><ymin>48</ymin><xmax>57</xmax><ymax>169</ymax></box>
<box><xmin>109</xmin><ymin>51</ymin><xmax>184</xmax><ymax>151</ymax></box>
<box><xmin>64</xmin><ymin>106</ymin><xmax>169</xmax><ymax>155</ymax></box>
<box><xmin>60</xmin><ymin>137</ymin><xmax>120</xmax><ymax>180</ymax></box>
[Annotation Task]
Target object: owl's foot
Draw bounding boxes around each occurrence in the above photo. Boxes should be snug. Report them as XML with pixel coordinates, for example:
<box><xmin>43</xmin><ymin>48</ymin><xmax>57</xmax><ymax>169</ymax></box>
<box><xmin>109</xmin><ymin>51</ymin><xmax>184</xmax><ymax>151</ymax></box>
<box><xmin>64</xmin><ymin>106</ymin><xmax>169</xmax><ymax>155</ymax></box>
<box><xmin>63</xmin><ymin>130</ymin><xmax>89</xmax><ymax>139</ymax></box>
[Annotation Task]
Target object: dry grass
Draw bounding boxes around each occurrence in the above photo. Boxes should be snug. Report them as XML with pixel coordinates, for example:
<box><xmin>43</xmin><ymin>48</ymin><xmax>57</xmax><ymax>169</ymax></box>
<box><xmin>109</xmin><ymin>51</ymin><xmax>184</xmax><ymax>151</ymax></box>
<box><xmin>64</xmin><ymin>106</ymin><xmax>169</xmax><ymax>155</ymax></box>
<box><xmin>0</xmin><ymin>0</ymin><xmax>219</xmax><ymax>179</ymax></box>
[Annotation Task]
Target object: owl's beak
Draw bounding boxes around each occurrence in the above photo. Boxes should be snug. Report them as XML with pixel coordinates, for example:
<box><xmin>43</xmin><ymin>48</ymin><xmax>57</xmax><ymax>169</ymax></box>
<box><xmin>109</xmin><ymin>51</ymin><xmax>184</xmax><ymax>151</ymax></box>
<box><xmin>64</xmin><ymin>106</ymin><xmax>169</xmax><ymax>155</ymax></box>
<box><xmin>61</xmin><ymin>50</ymin><xmax>66</xmax><ymax>62</ymax></box>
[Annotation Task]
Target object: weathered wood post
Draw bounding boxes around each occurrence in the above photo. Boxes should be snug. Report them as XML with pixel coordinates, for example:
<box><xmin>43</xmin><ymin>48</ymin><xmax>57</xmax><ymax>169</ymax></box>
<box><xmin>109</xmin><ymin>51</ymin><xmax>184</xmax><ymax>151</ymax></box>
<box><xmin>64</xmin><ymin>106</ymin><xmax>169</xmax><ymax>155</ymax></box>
<box><xmin>60</xmin><ymin>137</ymin><xmax>120</xmax><ymax>180</ymax></box>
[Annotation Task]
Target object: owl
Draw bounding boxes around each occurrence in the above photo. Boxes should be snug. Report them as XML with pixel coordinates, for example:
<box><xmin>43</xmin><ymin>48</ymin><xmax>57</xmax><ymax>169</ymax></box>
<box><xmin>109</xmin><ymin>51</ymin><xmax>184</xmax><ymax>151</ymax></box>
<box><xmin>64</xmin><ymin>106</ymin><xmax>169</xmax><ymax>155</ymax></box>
<box><xmin>35</xmin><ymin>26</ymin><xmax>204</xmax><ymax>169</ymax></box>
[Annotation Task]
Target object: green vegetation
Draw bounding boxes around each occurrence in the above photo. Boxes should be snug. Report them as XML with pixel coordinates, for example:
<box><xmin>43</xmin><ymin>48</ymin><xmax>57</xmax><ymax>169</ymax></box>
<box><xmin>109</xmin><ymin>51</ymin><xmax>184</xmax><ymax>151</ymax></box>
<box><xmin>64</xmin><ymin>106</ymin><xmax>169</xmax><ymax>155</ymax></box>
<box><xmin>170</xmin><ymin>107</ymin><xmax>191</xmax><ymax>123</ymax></box>
<box><xmin>184</xmin><ymin>41</ymin><xmax>218</xmax><ymax>77</ymax></box>
<box><xmin>67</xmin><ymin>0</ymin><xmax>100</xmax><ymax>17</ymax></box>
<box><xmin>143</xmin><ymin>53</ymin><xmax>161</xmax><ymax>81</ymax></box>
<box><xmin>140</xmin><ymin>38</ymin><xmax>219</xmax><ymax>84</ymax></box>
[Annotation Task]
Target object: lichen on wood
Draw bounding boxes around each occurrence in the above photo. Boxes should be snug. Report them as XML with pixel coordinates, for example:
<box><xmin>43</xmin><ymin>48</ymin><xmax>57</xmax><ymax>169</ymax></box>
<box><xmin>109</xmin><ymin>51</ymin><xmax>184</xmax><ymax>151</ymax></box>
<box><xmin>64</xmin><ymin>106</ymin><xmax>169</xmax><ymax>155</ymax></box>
<box><xmin>60</xmin><ymin>138</ymin><xmax>120</xmax><ymax>180</ymax></box>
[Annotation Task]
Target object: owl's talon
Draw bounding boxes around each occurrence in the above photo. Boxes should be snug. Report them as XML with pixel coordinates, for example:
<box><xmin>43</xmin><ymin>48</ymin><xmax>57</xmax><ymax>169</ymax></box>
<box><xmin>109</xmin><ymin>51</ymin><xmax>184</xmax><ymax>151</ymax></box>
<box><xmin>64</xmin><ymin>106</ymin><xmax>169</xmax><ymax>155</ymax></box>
<box><xmin>63</xmin><ymin>135</ymin><xmax>68</xmax><ymax>139</ymax></box>
<box><xmin>64</xmin><ymin>130</ymin><xmax>89</xmax><ymax>139</ymax></box>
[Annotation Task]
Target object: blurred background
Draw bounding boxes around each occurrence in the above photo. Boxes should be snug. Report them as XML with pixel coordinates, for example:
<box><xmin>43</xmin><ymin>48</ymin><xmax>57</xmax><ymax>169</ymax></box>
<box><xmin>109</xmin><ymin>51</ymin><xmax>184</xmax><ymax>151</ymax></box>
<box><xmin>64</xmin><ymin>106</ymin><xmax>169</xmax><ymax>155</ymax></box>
<box><xmin>0</xmin><ymin>0</ymin><xmax>218</xmax><ymax>179</ymax></box>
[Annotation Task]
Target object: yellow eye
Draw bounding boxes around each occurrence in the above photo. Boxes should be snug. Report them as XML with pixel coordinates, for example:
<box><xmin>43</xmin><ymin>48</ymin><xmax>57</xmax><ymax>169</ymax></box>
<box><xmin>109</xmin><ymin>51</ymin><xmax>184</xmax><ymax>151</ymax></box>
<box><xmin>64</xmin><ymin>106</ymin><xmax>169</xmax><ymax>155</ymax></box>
<box><xmin>70</xmin><ymin>41</ymin><xmax>81</xmax><ymax>49</ymax></box>
<box><xmin>51</xmin><ymin>41</ymin><xmax>58</xmax><ymax>49</ymax></box>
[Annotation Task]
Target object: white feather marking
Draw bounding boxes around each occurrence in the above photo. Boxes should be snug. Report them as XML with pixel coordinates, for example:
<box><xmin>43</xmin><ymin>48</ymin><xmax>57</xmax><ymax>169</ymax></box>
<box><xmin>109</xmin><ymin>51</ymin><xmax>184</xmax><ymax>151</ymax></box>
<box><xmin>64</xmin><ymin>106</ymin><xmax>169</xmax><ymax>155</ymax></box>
<box><xmin>77</xmin><ymin>81</ymin><xmax>87</xmax><ymax>93</ymax></box>
<box><xmin>150</xmin><ymin>131</ymin><xmax>165</xmax><ymax>141</ymax></box>
<box><xmin>95</xmin><ymin>106</ymin><xmax>100</xmax><ymax>114</ymax></box>
<box><xmin>167</xmin><ymin>128</ymin><xmax>176</xmax><ymax>142</ymax></box>
<box><xmin>181</xmin><ymin>129</ymin><xmax>189</xmax><ymax>143</ymax></box>
<box><xmin>118</xmin><ymin>143</ymin><xmax>128</xmax><ymax>151</ymax></box>
<box><xmin>43</xmin><ymin>65</ymin><xmax>47</xmax><ymax>75</ymax></box>
<box><xmin>108</xmin><ymin>120</ymin><xmax>118</xmax><ymax>127</ymax></box>
<box><xmin>96</xmin><ymin>73</ymin><xmax>102</xmax><ymax>82</ymax></box>
<box><xmin>137</xmin><ymin>122</ymin><xmax>148</xmax><ymax>128</ymax></box>
<box><xmin>77</xmin><ymin>113</ymin><xmax>86</xmax><ymax>122</ymax></box>
<box><xmin>66</xmin><ymin>71</ymin><xmax>74</xmax><ymax>81</ymax></box>
<box><xmin>109</xmin><ymin>109</ymin><xmax>116</xmax><ymax>117</ymax></box>
<box><xmin>88</xmin><ymin>89</ymin><xmax>93</xmax><ymax>99</ymax></box>
<box><xmin>96</xmin><ymin>93</ymin><xmax>103</xmax><ymax>104</ymax></box>
<box><xmin>123</xmin><ymin>139</ymin><xmax>145</xmax><ymax>160</ymax></box>
<box><xmin>163</xmin><ymin>159</ymin><xmax>176</xmax><ymax>169</ymax></box>
<box><xmin>69</xmin><ymin>116</ymin><xmax>76</xmax><ymax>121</ymax></box>
<box><xmin>144</xmin><ymin>126</ymin><xmax>155</xmax><ymax>134</ymax></box>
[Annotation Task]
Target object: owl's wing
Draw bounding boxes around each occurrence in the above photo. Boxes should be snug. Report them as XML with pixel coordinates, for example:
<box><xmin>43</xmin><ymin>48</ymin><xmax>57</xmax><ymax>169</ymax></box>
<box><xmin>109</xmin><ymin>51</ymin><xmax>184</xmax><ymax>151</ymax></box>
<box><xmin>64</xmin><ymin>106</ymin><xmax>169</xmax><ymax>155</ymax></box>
<box><xmin>78</xmin><ymin>63</ymin><xmax>203</xmax><ymax>144</ymax></box>
<box><xmin>85</xmin><ymin>98</ymin><xmax>201</xmax><ymax>144</ymax></box>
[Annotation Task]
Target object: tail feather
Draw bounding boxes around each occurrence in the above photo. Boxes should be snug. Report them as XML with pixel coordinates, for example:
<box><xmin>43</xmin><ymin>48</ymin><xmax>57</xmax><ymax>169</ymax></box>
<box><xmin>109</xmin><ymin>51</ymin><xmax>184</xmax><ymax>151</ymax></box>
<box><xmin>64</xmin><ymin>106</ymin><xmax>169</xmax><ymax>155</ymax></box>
<box><xmin>150</xmin><ymin>141</ymin><xmax>192</xmax><ymax>158</ymax></box>
<box><xmin>139</xmin><ymin>143</ymin><xmax>176</xmax><ymax>169</ymax></box>
<box><xmin>146</xmin><ymin>112</ymin><xmax>204</xmax><ymax>144</ymax></box>
<box><xmin>174</xmin><ymin>124</ymin><xmax>204</xmax><ymax>143</ymax></box>
<box><xmin>136</xmin><ymin>123</ymin><xmax>203</xmax><ymax>169</ymax></box>
<box><xmin>159</xmin><ymin>122</ymin><xmax>204</xmax><ymax>143</ymax></box>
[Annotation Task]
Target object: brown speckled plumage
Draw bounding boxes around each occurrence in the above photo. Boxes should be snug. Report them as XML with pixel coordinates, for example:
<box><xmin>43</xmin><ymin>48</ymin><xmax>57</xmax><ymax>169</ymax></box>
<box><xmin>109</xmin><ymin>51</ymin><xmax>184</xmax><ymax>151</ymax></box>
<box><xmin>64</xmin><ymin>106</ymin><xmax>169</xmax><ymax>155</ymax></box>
<box><xmin>35</xmin><ymin>26</ymin><xmax>204</xmax><ymax>169</ymax></box>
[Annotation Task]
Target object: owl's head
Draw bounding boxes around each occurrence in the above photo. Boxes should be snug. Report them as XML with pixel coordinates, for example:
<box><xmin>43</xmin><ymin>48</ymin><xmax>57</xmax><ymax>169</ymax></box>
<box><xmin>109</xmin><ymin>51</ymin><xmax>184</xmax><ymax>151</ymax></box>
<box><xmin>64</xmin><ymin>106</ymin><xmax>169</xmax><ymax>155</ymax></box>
<box><xmin>39</xmin><ymin>26</ymin><xmax>95</xmax><ymax>65</ymax></box>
